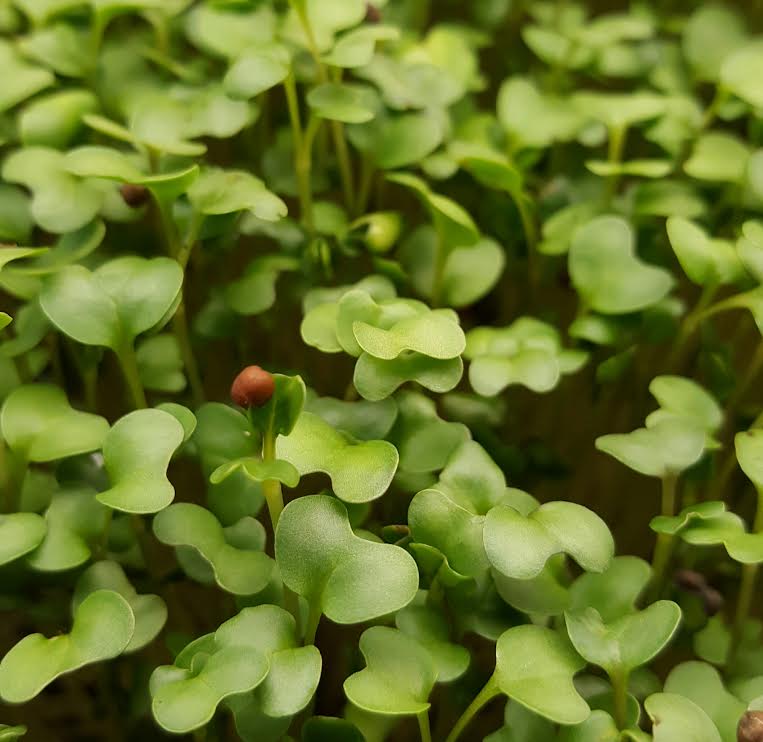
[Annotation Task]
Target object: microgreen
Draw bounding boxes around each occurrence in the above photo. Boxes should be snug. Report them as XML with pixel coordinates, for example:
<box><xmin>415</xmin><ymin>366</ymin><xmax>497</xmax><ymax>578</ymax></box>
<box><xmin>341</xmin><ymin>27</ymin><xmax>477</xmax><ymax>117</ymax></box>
<box><xmin>3</xmin><ymin>1</ymin><xmax>763</xmax><ymax>739</ymax></box>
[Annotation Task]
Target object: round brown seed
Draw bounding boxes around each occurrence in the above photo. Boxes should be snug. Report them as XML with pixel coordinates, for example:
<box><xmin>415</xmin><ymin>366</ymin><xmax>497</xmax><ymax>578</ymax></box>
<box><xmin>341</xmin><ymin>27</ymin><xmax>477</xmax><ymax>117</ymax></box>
<box><xmin>738</xmin><ymin>711</ymin><xmax>763</xmax><ymax>742</ymax></box>
<box><xmin>230</xmin><ymin>365</ymin><xmax>276</xmax><ymax>408</ymax></box>
<box><xmin>120</xmin><ymin>183</ymin><xmax>149</xmax><ymax>208</ymax></box>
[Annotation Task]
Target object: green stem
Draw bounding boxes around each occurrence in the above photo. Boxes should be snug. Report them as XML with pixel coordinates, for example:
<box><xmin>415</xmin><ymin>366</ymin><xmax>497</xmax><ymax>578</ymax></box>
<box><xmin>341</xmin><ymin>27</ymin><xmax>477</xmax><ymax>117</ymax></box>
<box><xmin>97</xmin><ymin>509</ymin><xmax>114</xmax><ymax>558</ymax></box>
<box><xmin>729</xmin><ymin>491</ymin><xmax>763</xmax><ymax>663</ymax></box>
<box><xmin>605</xmin><ymin>124</ymin><xmax>627</xmax><ymax>205</ymax></box>
<box><xmin>284</xmin><ymin>72</ymin><xmax>315</xmax><ymax>232</ymax></box>
<box><xmin>430</xmin><ymin>229</ymin><xmax>447</xmax><ymax>307</ymax></box>
<box><xmin>649</xmin><ymin>473</ymin><xmax>678</xmax><ymax>599</ymax></box>
<box><xmin>116</xmin><ymin>344</ymin><xmax>147</xmax><ymax>409</ymax></box>
<box><xmin>417</xmin><ymin>711</ymin><xmax>432</xmax><ymax>742</ymax></box>
<box><xmin>172</xmin><ymin>301</ymin><xmax>205</xmax><ymax>407</ymax></box>
<box><xmin>666</xmin><ymin>282</ymin><xmax>718</xmax><ymax>372</ymax></box>
<box><xmin>303</xmin><ymin>600</ymin><xmax>321</xmax><ymax>646</ymax></box>
<box><xmin>355</xmin><ymin>155</ymin><xmax>376</xmax><ymax>217</ymax></box>
<box><xmin>444</xmin><ymin>677</ymin><xmax>500</xmax><ymax>742</ymax></box>
<box><xmin>610</xmin><ymin>669</ymin><xmax>630</xmax><ymax>730</ymax></box>
<box><xmin>261</xmin><ymin>427</ymin><xmax>284</xmax><ymax>531</ymax></box>
<box><xmin>3</xmin><ymin>450</ymin><xmax>27</xmax><ymax>514</ymax></box>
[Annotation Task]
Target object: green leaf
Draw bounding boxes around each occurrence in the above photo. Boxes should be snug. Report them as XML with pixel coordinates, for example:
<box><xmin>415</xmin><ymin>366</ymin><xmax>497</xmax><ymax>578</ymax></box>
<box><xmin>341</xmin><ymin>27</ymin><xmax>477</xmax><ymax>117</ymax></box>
<box><xmin>153</xmin><ymin>503</ymin><xmax>274</xmax><ymax>595</ymax></box>
<box><xmin>2</xmin><ymin>147</ymin><xmax>102</xmax><ymax>233</ymax></box>
<box><xmin>569</xmin><ymin>216</ymin><xmax>674</xmax><ymax>314</ymax></box>
<box><xmin>276</xmin><ymin>411</ymin><xmax>398</xmax><ymax>504</ymax></box>
<box><xmin>0</xmin><ymin>725</ymin><xmax>26</xmax><ymax>741</ymax></box>
<box><xmin>565</xmin><ymin>601</ymin><xmax>681</xmax><ymax>675</ymax></box>
<box><xmin>666</xmin><ymin>218</ymin><xmax>743</xmax><ymax>286</ymax></box>
<box><xmin>1</xmin><ymin>384</ymin><xmax>108</xmax><ymax>462</ymax></box>
<box><xmin>306</xmin><ymin>395</ymin><xmax>397</xmax><ymax>441</ymax></box>
<box><xmin>644</xmin><ymin>693</ymin><xmax>722</xmax><ymax>742</ymax></box>
<box><xmin>0</xmin><ymin>313</ymin><xmax>11</xmax><ymax>331</ymax></box>
<box><xmin>301</xmin><ymin>717</ymin><xmax>364</xmax><ymax>742</ymax></box>
<box><xmin>568</xmin><ymin>556</ymin><xmax>652</xmax><ymax>622</ymax></box>
<box><xmin>343</xmin><ymin>627</ymin><xmax>437</xmax><ymax>715</ymax></box>
<box><xmin>651</xmin><ymin>501</ymin><xmax>731</xmax><ymax>537</ymax></box>
<box><xmin>354</xmin><ymin>353</ymin><xmax>463</xmax><ymax>401</ymax></box>
<box><xmin>18</xmin><ymin>89</ymin><xmax>98</xmax><ymax>149</ymax></box>
<box><xmin>0</xmin><ymin>41</ymin><xmax>54</xmax><ymax>114</ymax></box>
<box><xmin>684</xmin><ymin>132</ymin><xmax>750</xmax><ymax>183</ymax></box>
<box><xmin>307</xmin><ymin>83</ymin><xmax>377</xmax><ymax>124</ymax></box>
<box><xmin>664</xmin><ymin>662</ymin><xmax>744</xmax><ymax>742</ymax></box>
<box><xmin>493</xmin><ymin>625</ymin><xmax>589</xmax><ymax>724</ymax></box>
<box><xmin>184</xmin><ymin>4</ymin><xmax>277</xmax><ymax>60</ymax></box>
<box><xmin>74</xmin><ymin>561</ymin><xmax>167</xmax><ymax>653</ymax></box>
<box><xmin>573</xmin><ymin>91</ymin><xmax>666</xmax><ymax>130</ymax></box>
<box><xmin>27</xmin><ymin>488</ymin><xmax>109</xmax><ymax>571</ymax></box>
<box><xmin>248</xmin><ymin>373</ymin><xmax>306</xmax><ymax>439</ymax></box>
<box><xmin>735</xmin><ymin>429</ymin><xmax>763</xmax><ymax>491</ymax></box>
<box><xmin>720</xmin><ymin>41</ymin><xmax>763</xmax><ymax>110</ymax></box>
<box><xmin>18</xmin><ymin>24</ymin><xmax>92</xmax><ymax>78</ymax></box>
<box><xmin>323</xmin><ymin>25</ymin><xmax>399</xmax><ymax>68</ymax></box>
<box><xmin>211</xmin><ymin>457</ymin><xmax>299</xmax><ymax>489</ymax></box>
<box><xmin>97</xmin><ymin>409</ymin><xmax>185</xmax><ymax>514</ymax></box>
<box><xmin>682</xmin><ymin>5</ymin><xmax>747</xmax><ymax>82</ymax></box>
<box><xmin>485</xmin><ymin>501</ymin><xmax>613</xmax><ymax>580</ymax></box>
<box><xmin>188</xmin><ymin>169</ymin><xmax>287</xmax><ymax>222</ymax></box>
<box><xmin>0</xmin><ymin>590</ymin><xmax>135</xmax><ymax>703</ymax></box>
<box><xmin>224</xmin><ymin>256</ymin><xmax>299</xmax><ymax>316</ymax></box>
<box><xmin>648</xmin><ymin>376</ymin><xmax>723</xmax><ymax>435</ymax></box>
<box><xmin>40</xmin><ymin>257</ymin><xmax>183</xmax><ymax>350</ymax></box>
<box><xmin>0</xmin><ymin>513</ymin><xmax>46</xmax><ymax>566</ymax></box>
<box><xmin>275</xmin><ymin>495</ymin><xmax>419</xmax><ymax>623</ymax></box>
<box><xmin>224</xmin><ymin>44</ymin><xmax>290</xmax><ymax>99</ymax></box>
<box><xmin>395</xmin><ymin>600</ymin><xmax>470</xmax><ymax>683</ymax></box>
<box><xmin>136</xmin><ymin>334</ymin><xmax>186</xmax><ymax>393</ymax></box>
<box><xmin>597</xmin><ymin>416</ymin><xmax>708</xmax><ymax>478</ymax></box>
<box><xmin>387</xmin><ymin>172</ymin><xmax>479</xmax><ymax>249</ymax></box>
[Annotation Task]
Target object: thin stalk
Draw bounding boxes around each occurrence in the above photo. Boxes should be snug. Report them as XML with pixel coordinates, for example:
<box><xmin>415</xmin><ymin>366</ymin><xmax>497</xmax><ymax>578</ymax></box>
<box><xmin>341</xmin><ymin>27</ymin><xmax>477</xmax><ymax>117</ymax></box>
<box><xmin>649</xmin><ymin>474</ymin><xmax>678</xmax><ymax>599</ymax></box>
<box><xmin>3</xmin><ymin>450</ymin><xmax>27</xmax><ymax>514</ymax></box>
<box><xmin>172</xmin><ymin>304</ymin><xmax>205</xmax><ymax>407</ymax></box>
<box><xmin>303</xmin><ymin>600</ymin><xmax>321</xmax><ymax>646</ymax></box>
<box><xmin>115</xmin><ymin>344</ymin><xmax>147</xmax><ymax>409</ymax></box>
<box><xmin>97</xmin><ymin>509</ymin><xmax>114</xmax><ymax>558</ymax></box>
<box><xmin>261</xmin><ymin>426</ymin><xmax>284</xmax><ymax>530</ymax></box>
<box><xmin>605</xmin><ymin>124</ymin><xmax>627</xmax><ymax>205</ymax></box>
<box><xmin>610</xmin><ymin>669</ymin><xmax>629</xmax><ymax>730</ymax></box>
<box><xmin>417</xmin><ymin>711</ymin><xmax>432</xmax><ymax>742</ymax></box>
<box><xmin>355</xmin><ymin>155</ymin><xmax>376</xmax><ymax>217</ymax></box>
<box><xmin>444</xmin><ymin>677</ymin><xmax>500</xmax><ymax>742</ymax></box>
<box><xmin>514</xmin><ymin>192</ymin><xmax>539</xmax><ymax>295</ymax></box>
<box><xmin>729</xmin><ymin>491</ymin><xmax>763</xmax><ymax>663</ymax></box>
<box><xmin>666</xmin><ymin>282</ymin><xmax>718</xmax><ymax>372</ymax></box>
<box><xmin>430</xmin><ymin>229</ymin><xmax>447</xmax><ymax>308</ymax></box>
<box><xmin>283</xmin><ymin>71</ymin><xmax>315</xmax><ymax>232</ymax></box>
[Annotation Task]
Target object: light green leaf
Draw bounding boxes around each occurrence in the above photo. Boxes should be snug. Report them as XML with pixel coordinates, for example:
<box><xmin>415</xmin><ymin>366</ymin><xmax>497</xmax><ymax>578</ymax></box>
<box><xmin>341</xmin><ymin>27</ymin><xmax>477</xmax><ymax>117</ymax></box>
<box><xmin>153</xmin><ymin>503</ymin><xmax>274</xmax><ymax>595</ymax></box>
<box><xmin>97</xmin><ymin>409</ymin><xmax>185</xmax><ymax>514</ymax></box>
<box><xmin>0</xmin><ymin>41</ymin><xmax>54</xmax><ymax>114</ymax></box>
<box><xmin>323</xmin><ymin>25</ymin><xmax>399</xmax><ymax>68</ymax></box>
<box><xmin>720</xmin><ymin>41</ymin><xmax>763</xmax><ymax>110</ymax></box>
<box><xmin>224</xmin><ymin>44</ymin><xmax>290</xmax><ymax>99</ymax></box>
<box><xmin>275</xmin><ymin>495</ymin><xmax>418</xmax><ymax>623</ymax></box>
<box><xmin>344</xmin><ymin>627</ymin><xmax>437</xmax><ymax>715</ymax></box>
<box><xmin>666</xmin><ymin>218</ymin><xmax>743</xmax><ymax>286</ymax></box>
<box><xmin>74</xmin><ymin>561</ymin><xmax>167</xmax><ymax>653</ymax></box>
<box><xmin>645</xmin><ymin>693</ymin><xmax>722</xmax><ymax>742</ymax></box>
<box><xmin>484</xmin><ymin>501</ymin><xmax>614</xmax><ymax>580</ymax></box>
<box><xmin>276</xmin><ymin>411</ymin><xmax>397</xmax><ymax>503</ymax></box>
<box><xmin>682</xmin><ymin>5</ymin><xmax>747</xmax><ymax>82</ymax></box>
<box><xmin>353</xmin><ymin>353</ymin><xmax>463</xmax><ymax>401</ymax></box>
<box><xmin>0</xmin><ymin>591</ymin><xmax>134</xmax><ymax>703</ymax></box>
<box><xmin>188</xmin><ymin>169</ymin><xmax>287</xmax><ymax>221</ymax></box>
<box><xmin>307</xmin><ymin>83</ymin><xmax>377</xmax><ymax>124</ymax></box>
<box><xmin>0</xmin><ymin>513</ymin><xmax>46</xmax><ymax>566</ymax></box>
<box><xmin>1</xmin><ymin>384</ymin><xmax>108</xmax><ymax>462</ymax></box>
<box><xmin>735</xmin><ymin>429</ymin><xmax>763</xmax><ymax>491</ymax></box>
<box><xmin>684</xmin><ymin>132</ymin><xmax>750</xmax><ymax>183</ymax></box>
<box><xmin>18</xmin><ymin>89</ymin><xmax>98</xmax><ymax>149</ymax></box>
<box><xmin>569</xmin><ymin>216</ymin><xmax>674</xmax><ymax>314</ymax></box>
<box><xmin>136</xmin><ymin>334</ymin><xmax>185</xmax><ymax>393</ymax></box>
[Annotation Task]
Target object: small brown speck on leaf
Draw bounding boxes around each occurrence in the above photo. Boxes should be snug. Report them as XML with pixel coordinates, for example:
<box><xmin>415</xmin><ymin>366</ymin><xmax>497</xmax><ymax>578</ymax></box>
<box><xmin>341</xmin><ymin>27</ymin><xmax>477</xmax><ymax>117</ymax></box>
<box><xmin>231</xmin><ymin>365</ymin><xmax>275</xmax><ymax>408</ymax></box>
<box><xmin>739</xmin><ymin>711</ymin><xmax>763</xmax><ymax>742</ymax></box>
<box><xmin>120</xmin><ymin>183</ymin><xmax>149</xmax><ymax>208</ymax></box>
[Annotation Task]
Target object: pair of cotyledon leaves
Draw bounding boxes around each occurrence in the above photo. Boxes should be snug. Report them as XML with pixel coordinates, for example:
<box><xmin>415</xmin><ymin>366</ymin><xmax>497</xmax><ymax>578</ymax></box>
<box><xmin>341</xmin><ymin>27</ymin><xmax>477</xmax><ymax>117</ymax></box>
<box><xmin>408</xmin><ymin>440</ymin><xmax>614</xmax><ymax>589</ymax></box>
<box><xmin>596</xmin><ymin>375</ymin><xmax>722</xmax><ymax>479</ymax></box>
<box><xmin>301</xmin><ymin>276</ymin><xmax>466</xmax><ymax>400</ymax></box>
<box><xmin>0</xmin><ymin>561</ymin><xmax>166</xmax><ymax>704</ymax></box>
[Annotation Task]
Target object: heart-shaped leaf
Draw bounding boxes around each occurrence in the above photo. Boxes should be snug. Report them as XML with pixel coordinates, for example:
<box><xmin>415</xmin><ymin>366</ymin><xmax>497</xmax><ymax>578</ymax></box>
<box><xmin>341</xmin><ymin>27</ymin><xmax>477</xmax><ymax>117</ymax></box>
<box><xmin>18</xmin><ymin>24</ymin><xmax>92</xmax><ymax>78</ymax></box>
<box><xmin>188</xmin><ymin>169</ymin><xmax>287</xmax><ymax>222</ymax></box>
<box><xmin>644</xmin><ymin>693</ymin><xmax>721</xmax><ymax>742</ymax></box>
<box><xmin>275</xmin><ymin>495</ymin><xmax>418</xmax><ymax>623</ymax></box>
<box><xmin>211</xmin><ymin>458</ymin><xmax>299</xmax><ymax>489</ymax></box>
<box><xmin>682</xmin><ymin>5</ymin><xmax>747</xmax><ymax>82</ymax></box>
<box><xmin>485</xmin><ymin>501</ymin><xmax>614</xmax><ymax>579</ymax></box>
<box><xmin>569</xmin><ymin>216</ymin><xmax>673</xmax><ymax>314</ymax></box>
<box><xmin>354</xmin><ymin>353</ymin><xmax>463</xmax><ymax>401</ymax></box>
<box><xmin>307</xmin><ymin>83</ymin><xmax>377</xmax><ymax>124</ymax></box>
<box><xmin>323</xmin><ymin>25</ymin><xmax>399</xmax><ymax>68</ymax></box>
<box><xmin>306</xmin><ymin>394</ymin><xmax>397</xmax><ymax>441</ymax></box>
<box><xmin>224</xmin><ymin>44</ymin><xmax>290</xmax><ymax>99</ymax></box>
<box><xmin>40</xmin><ymin>257</ymin><xmax>183</xmax><ymax>351</ymax></box>
<box><xmin>666</xmin><ymin>218</ymin><xmax>743</xmax><ymax>286</ymax></box>
<box><xmin>735</xmin><ymin>429</ymin><xmax>763</xmax><ymax>491</ymax></box>
<box><xmin>247</xmin><ymin>374</ymin><xmax>306</xmax><ymax>439</ymax></box>
<box><xmin>0</xmin><ymin>590</ymin><xmax>134</xmax><ymax>703</ymax></box>
<box><xmin>650</xmin><ymin>500</ymin><xmax>731</xmax><ymax>537</ymax></box>
<box><xmin>684</xmin><ymin>133</ymin><xmax>750</xmax><ymax>184</ymax></box>
<box><xmin>18</xmin><ymin>89</ymin><xmax>98</xmax><ymax>149</ymax></box>
<box><xmin>565</xmin><ymin>601</ymin><xmax>682</xmax><ymax>675</ymax></box>
<box><xmin>136</xmin><ymin>335</ymin><xmax>185</xmax><ymax>393</ymax></box>
<box><xmin>343</xmin><ymin>627</ymin><xmax>437</xmax><ymax>715</ymax></box>
<box><xmin>74</xmin><ymin>561</ymin><xmax>166</xmax><ymax>653</ymax></box>
<box><xmin>720</xmin><ymin>41</ymin><xmax>763</xmax><ymax>110</ymax></box>
<box><xmin>647</xmin><ymin>376</ymin><xmax>723</xmax><ymax>436</ymax></box>
<box><xmin>184</xmin><ymin>3</ymin><xmax>277</xmax><ymax>60</ymax></box>
<box><xmin>275</xmin><ymin>411</ymin><xmax>397</xmax><ymax>503</ymax></box>
<box><xmin>395</xmin><ymin>599</ymin><xmax>470</xmax><ymax>683</ymax></box>
<box><xmin>153</xmin><ymin>504</ymin><xmax>273</xmax><ymax>595</ymax></box>
<box><xmin>493</xmin><ymin>625</ymin><xmax>590</xmax><ymax>724</ymax></box>
<box><xmin>664</xmin><ymin>662</ymin><xmax>744</xmax><ymax>742</ymax></box>
<box><xmin>0</xmin><ymin>41</ymin><xmax>54</xmax><ymax>114</ymax></box>
<box><xmin>97</xmin><ymin>409</ymin><xmax>184</xmax><ymax>514</ymax></box>
<box><xmin>1</xmin><ymin>384</ymin><xmax>108</xmax><ymax>462</ymax></box>
<box><xmin>0</xmin><ymin>513</ymin><xmax>46</xmax><ymax>566</ymax></box>
<box><xmin>223</xmin><ymin>256</ymin><xmax>299</xmax><ymax>316</ymax></box>
<box><xmin>596</xmin><ymin>418</ymin><xmax>707</xmax><ymax>478</ymax></box>
<box><xmin>27</xmin><ymin>487</ymin><xmax>109</xmax><ymax>571</ymax></box>
<box><xmin>2</xmin><ymin>147</ymin><xmax>102</xmax><ymax>233</ymax></box>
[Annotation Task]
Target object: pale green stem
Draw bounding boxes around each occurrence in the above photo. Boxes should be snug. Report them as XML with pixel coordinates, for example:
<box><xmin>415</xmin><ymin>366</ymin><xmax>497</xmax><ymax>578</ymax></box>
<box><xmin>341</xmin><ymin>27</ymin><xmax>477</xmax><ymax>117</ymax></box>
<box><xmin>3</xmin><ymin>449</ymin><xmax>27</xmax><ymax>514</ymax></box>
<box><xmin>729</xmin><ymin>490</ymin><xmax>763</xmax><ymax>663</ymax></box>
<box><xmin>283</xmin><ymin>71</ymin><xmax>315</xmax><ymax>232</ymax></box>
<box><xmin>430</xmin><ymin>228</ymin><xmax>447</xmax><ymax>308</ymax></box>
<box><xmin>444</xmin><ymin>677</ymin><xmax>500</xmax><ymax>742</ymax></box>
<box><xmin>115</xmin><ymin>344</ymin><xmax>147</xmax><ymax>409</ymax></box>
<box><xmin>417</xmin><ymin>711</ymin><xmax>432</xmax><ymax>742</ymax></box>
<box><xmin>666</xmin><ymin>282</ymin><xmax>718</xmax><ymax>372</ymax></box>
<box><xmin>261</xmin><ymin>427</ymin><xmax>284</xmax><ymax>530</ymax></box>
<box><xmin>605</xmin><ymin>124</ymin><xmax>627</xmax><ymax>205</ymax></box>
<box><xmin>649</xmin><ymin>473</ymin><xmax>678</xmax><ymax>600</ymax></box>
<box><xmin>610</xmin><ymin>668</ymin><xmax>629</xmax><ymax>730</ymax></box>
<box><xmin>303</xmin><ymin>600</ymin><xmax>322</xmax><ymax>646</ymax></box>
